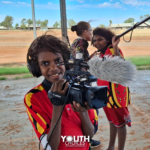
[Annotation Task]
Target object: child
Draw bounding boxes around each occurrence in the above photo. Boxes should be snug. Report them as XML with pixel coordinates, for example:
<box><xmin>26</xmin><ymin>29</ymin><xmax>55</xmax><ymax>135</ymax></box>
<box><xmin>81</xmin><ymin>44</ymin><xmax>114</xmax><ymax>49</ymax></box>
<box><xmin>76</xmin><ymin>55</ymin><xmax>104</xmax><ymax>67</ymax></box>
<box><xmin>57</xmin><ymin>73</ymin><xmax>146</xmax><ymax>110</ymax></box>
<box><xmin>92</xmin><ymin>27</ymin><xmax>131</xmax><ymax>150</ymax></box>
<box><xmin>24</xmin><ymin>34</ymin><xmax>98</xmax><ymax>150</ymax></box>
<box><xmin>71</xmin><ymin>21</ymin><xmax>97</xmax><ymax>61</ymax></box>
<box><xmin>71</xmin><ymin>21</ymin><xmax>101</xmax><ymax>148</ymax></box>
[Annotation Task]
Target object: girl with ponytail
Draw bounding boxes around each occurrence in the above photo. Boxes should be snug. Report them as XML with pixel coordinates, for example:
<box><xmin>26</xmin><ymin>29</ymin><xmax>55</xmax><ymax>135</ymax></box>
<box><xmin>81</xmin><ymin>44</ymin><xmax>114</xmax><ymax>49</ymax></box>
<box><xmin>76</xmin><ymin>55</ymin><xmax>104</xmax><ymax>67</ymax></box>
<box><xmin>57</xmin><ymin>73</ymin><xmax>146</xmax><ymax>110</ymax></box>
<box><xmin>71</xmin><ymin>21</ymin><xmax>97</xmax><ymax>61</ymax></box>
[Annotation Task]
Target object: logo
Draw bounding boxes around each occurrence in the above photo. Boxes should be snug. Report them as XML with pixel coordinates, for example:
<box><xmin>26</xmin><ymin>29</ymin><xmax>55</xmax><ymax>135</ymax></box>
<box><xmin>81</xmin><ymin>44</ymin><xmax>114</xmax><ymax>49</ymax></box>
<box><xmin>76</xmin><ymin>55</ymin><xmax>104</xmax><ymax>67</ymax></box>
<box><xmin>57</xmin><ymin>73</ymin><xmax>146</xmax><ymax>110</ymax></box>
<box><xmin>53</xmin><ymin>94</ymin><xmax>61</xmax><ymax>98</ymax></box>
<box><xmin>61</xmin><ymin>135</ymin><xmax>90</xmax><ymax>147</ymax></box>
<box><xmin>124</xmin><ymin>114</ymin><xmax>131</xmax><ymax>123</ymax></box>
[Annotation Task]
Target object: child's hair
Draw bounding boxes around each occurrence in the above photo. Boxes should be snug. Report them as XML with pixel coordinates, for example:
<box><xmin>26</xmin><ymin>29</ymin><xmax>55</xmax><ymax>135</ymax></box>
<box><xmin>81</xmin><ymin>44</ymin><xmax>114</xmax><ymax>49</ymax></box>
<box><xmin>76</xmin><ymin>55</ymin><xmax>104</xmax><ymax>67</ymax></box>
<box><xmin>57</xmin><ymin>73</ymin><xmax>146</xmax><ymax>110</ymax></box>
<box><xmin>71</xmin><ymin>21</ymin><xmax>90</xmax><ymax>36</ymax></box>
<box><xmin>27</xmin><ymin>34</ymin><xmax>70</xmax><ymax>70</ymax></box>
<box><xmin>92</xmin><ymin>27</ymin><xmax>115</xmax><ymax>45</ymax></box>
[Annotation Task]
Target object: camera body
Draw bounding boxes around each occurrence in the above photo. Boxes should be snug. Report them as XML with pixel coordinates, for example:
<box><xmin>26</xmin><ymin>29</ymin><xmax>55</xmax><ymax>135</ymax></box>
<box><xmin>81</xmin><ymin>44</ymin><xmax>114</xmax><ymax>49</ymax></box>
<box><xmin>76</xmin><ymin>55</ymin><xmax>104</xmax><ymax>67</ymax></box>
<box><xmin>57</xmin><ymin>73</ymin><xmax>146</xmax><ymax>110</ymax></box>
<box><xmin>48</xmin><ymin>58</ymin><xmax>108</xmax><ymax>109</ymax></box>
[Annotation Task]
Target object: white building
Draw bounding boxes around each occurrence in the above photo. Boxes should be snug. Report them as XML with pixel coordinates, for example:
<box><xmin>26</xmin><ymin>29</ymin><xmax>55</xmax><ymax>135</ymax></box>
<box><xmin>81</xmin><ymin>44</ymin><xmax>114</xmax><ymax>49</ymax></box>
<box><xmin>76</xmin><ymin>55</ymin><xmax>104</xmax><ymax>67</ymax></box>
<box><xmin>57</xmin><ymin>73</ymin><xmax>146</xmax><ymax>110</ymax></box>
<box><xmin>108</xmin><ymin>22</ymin><xmax>150</xmax><ymax>30</ymax></box>
<box><xmin>0</xmin><ymin>26</ymin><xmax>8</xmax><ymax>30</ymax></box>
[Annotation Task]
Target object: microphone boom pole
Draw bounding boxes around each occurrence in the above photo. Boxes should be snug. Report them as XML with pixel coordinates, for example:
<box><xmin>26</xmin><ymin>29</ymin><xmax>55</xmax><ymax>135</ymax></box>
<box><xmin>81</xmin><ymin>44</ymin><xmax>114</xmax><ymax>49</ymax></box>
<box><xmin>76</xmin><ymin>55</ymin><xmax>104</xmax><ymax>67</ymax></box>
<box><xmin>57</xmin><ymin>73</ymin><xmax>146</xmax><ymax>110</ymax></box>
<box><xmin>116</xmin><ymin>16</ymin><xmax>150</xmax><ymax>40</ymax></box>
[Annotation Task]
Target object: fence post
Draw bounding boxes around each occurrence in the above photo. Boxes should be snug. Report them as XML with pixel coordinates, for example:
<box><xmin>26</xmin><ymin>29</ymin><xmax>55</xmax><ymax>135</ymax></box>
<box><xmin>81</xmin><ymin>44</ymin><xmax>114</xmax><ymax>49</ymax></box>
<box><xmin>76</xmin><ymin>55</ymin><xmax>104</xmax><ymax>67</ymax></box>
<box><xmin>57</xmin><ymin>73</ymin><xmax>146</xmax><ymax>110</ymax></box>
<box><xmin>31</xmin><ymin>0</ymin><xmax>37</xmax><ymax>39</ymax></box>
<box><xmin>60</xmin><ymin>0</ymin><xmax>68</xmax><ymax>38</ymax></box>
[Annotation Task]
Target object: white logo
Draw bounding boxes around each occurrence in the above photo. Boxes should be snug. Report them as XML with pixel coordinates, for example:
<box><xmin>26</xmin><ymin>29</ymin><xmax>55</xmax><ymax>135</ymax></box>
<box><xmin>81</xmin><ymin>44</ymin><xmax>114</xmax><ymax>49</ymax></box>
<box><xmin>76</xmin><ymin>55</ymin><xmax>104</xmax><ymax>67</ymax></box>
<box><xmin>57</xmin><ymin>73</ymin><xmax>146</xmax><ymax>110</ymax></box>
<box><xmin>61</xmin><ymin>135</ymin><xmax>90</xmax><ymax>147</ymax></box>
<box><xmin>53</xmin><ymin>94</ymin><xmax>61</xmax><ymax>98</ymax></box>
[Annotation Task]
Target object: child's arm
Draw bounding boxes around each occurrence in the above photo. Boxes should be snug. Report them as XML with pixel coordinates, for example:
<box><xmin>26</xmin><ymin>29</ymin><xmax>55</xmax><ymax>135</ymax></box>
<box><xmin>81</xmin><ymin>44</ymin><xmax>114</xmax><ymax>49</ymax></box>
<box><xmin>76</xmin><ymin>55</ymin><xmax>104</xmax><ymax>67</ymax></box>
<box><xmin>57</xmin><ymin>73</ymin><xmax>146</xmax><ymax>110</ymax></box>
<box><xmin>75</xmin><ymin>39</ymin><xmax>90</xmax><ymax>61</ymax></box>
<box><xmin>71</xmin><ymin>101</ymin><xmax>94</xmax><ymax>138</ymax></box>
<box><xmin>46</xmin><ymin>105</ymin><xmax>63</xmax><ymax>150</ymax></box>
<box><xmin>47</xmin><ymin>79</ymin><xmax>69</xmax><ymax>150</ymax></box>
<box><xmin>112</xmin><ymin>36</ymin><xmax>121</xmax><ymax>56</ymax></box>
<box><xmin>90</xmin><ymin>51</ymin><xmax>97</xmax><ymax>59</ymax></box>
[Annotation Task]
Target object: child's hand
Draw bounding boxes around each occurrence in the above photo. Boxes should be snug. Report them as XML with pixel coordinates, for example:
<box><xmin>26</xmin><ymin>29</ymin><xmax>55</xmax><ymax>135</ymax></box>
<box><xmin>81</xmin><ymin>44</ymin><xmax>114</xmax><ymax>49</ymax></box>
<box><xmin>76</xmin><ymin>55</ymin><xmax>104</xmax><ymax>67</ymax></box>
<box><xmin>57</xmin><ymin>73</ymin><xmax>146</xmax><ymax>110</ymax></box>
<box><xmin>71</xmin><ymin>101</ymin><xmax>91</xmax><ymax>113</ymax></box>
<box><xmin>50</xmin><ymin>79</ymin><xmax>69</xmax><ymax>96</ymax></box>
<box><xmin>112</xmin><ymin>36</ymin><xmax>120</xmax><ymax>48</ymax></box>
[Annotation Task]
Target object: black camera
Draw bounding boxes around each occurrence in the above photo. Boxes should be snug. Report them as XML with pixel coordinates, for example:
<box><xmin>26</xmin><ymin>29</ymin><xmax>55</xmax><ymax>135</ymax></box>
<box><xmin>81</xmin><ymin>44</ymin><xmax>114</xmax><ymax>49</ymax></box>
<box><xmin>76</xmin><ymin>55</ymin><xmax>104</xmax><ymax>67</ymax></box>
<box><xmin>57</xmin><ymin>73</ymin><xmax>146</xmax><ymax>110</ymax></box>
<box><xmin>48</xmin><ymin>58</ymin><xmax>108</xmax><ymax>109</ymax></box>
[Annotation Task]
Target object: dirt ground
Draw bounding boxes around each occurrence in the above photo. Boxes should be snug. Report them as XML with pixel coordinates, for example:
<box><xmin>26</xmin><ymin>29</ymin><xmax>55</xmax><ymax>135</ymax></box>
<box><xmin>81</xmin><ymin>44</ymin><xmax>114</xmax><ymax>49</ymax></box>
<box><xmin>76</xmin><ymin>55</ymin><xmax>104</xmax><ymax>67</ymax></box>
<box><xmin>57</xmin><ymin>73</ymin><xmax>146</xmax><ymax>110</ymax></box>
<box><xmin>0</xmin><ymin>29</ymin><xmax>150</xmax><ymax>64</ymax></box>
<box><xmin>0</xmin><ymin>70</ymin><xmax>150</xmax><ymax>150</ymax></box>
<box><xmin>0</xmin><ymin>29</ymin><xmax>150</xmax><ymax>150</ymax></box>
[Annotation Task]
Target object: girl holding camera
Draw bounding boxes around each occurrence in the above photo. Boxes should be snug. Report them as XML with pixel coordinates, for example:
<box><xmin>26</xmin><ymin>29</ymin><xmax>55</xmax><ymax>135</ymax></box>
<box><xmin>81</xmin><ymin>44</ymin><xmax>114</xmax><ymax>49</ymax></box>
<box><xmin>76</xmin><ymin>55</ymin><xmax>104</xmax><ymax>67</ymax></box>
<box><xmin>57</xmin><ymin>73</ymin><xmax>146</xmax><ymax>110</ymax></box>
<box><xmin>24</xmin><ymin>34</ymin><xmax>97</xmax><ymax>150</ymax></box>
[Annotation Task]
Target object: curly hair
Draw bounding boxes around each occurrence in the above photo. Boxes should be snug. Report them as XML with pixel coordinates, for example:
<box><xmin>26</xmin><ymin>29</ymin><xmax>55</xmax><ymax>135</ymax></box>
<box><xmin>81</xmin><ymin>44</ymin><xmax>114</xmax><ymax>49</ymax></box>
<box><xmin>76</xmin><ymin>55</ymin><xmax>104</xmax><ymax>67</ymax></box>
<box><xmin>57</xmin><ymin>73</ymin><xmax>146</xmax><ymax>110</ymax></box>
<box><xmin>27</xmin><ymin>34</ymin><xmax>71</xmax><ymax>73</ymax></box>
<box><xmin>92</xmin><ymin>27</ymin><xmax>115</xmax><ymax>45</ymax></box>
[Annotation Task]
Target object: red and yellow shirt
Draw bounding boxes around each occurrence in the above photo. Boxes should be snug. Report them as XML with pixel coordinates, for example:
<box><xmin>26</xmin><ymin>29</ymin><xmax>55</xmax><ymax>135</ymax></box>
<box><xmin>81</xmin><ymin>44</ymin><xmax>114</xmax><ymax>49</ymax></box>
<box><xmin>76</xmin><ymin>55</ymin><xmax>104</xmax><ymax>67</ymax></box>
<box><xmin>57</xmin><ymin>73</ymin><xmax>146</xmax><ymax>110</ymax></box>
<box><xmin>97</xmin><ymin>45</ymin><xmax>131</xmax><ymax>108</ymax></box>
<box><xmin>24</xmin><ymin>79</ymin><xmax>98</xmax><ymax>150</ymax></box>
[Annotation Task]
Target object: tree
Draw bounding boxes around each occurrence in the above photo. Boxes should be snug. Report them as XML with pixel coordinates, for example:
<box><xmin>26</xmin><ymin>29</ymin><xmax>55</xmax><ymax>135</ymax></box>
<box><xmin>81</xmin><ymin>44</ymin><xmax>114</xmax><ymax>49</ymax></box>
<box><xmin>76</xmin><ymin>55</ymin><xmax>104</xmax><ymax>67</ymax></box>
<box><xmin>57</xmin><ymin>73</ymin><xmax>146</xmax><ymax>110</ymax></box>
<box><xmin>144</xmin><ymin>14</ymin><xmax>150</xmax><ymax>19</ymax></box>
<box><xmin>0</xmin><ymin>15</ymin><xmax>13</xmax><ymax>29</ymax></box>
<box><xmin>67</xmin><ymin>19</ymin><xmax>76</xmax><ymax>28</ymax></box>
<box><xmin>36</xmin><ymin>19</ymin><xmax>41</xmax><ymax>26</ymax></box>
<box><xmin>59</xmin><ymin>20</ymin><xmax>61</xmax><ymax>27</ymax></box>
<box><xmin>26</xmin><ymin>19</ymin><xmax>33</xmax><ymax>29</ymax></box>
<box><xmin>144</xmin><ymin>14</ymin><xmax>150</xmax><ymax>22</ymax></box>
<box><xmin>124</xmin><ymin>18</ymin><xmax>135</xmax><ymax>23</ymax></box>
<box><xmin>41</xmin><ymin>19</ymin><xmax>48</xmax><ymax>27</ymax></box>
<box><xmin>53</xmin><ymin>21</ymin><xmax>60</xmax><ymax>28</ymax></box>
<box><xmin>99</xmin><ymin>24</ymin><xmax>105</xmax><ymax>28</ymax></box>
<box><xmin>140</xmin><ymin>15</ymin><xmax>143</xmax><ymax>21</ymax></box>
<box><xmin>15</xmin><ymin>23</ymin><xmax>19</xmax><ymax>29</ymax></box>
<box><xmin>20</xmin><ymin>18</ymin><xmax>26</xmax><ymax>29</ymax></box>
<box><xmin>109</xmin><ymin>20</ymin><xmax>112</xmax><ymax>26</ymax></box>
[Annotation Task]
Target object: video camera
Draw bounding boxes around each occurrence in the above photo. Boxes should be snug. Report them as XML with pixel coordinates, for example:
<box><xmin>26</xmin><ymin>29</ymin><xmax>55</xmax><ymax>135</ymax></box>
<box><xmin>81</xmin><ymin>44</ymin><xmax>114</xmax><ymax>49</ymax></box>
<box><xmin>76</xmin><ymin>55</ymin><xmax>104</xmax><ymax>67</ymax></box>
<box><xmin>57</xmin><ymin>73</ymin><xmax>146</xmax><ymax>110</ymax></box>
<box><xmin>48</xmin><ymin>57</ymin><xmax>108</xmax><ymax>109</ymax></box>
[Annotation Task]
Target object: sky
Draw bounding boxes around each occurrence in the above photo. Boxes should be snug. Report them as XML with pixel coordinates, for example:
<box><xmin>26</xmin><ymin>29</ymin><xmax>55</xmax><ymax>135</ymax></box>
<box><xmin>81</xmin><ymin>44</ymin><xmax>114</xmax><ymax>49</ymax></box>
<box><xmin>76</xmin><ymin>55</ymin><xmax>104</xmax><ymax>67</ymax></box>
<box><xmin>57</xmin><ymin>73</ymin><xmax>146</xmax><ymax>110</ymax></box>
<box><xmin>0</xmin><ymin>0</ymin><xmax>150</xmax><ymax>27</ymax></box>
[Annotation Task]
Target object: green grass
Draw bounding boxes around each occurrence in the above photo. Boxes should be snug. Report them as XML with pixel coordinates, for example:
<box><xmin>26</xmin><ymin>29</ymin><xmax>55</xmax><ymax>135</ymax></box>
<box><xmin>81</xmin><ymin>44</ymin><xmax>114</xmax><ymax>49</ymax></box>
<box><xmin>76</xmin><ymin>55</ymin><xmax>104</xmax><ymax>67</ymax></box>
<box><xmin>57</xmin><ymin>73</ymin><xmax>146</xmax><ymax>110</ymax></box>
<box><xmin>0</xmin><ymin>56</ymin><xmax>150</xmax><ymax>77</ymax></box>
<box><xmin>14</xmin><ymin>74</ymin><xmax>33</xmax><ymax>80</ymax></box>
<box><xmin>14</xmin><ymin>76</ymin><xmax>21</xmax><ymax>79</ymax></box>
<box><xmin>22</xmin><ymin>74</ymin><xmax>33</xmax><ymax>78</ymax></box>
<box><xmin>137</xmin><ymin>66</ymin><xmax>150</xmax><ymax>70</ymax></box>
<box><xmin>0</xmin><ymin>67</ymin><xmax>29</xmax><ymax>75</ymax></box>
<box><xmin>0</xmin><ymin>77</ymin><xmax>7</xmax><ymax>80</ymax></box>
<box><xmin>126</xmin><ymin>56</ymin><xmax>150</xmax><ymax>66</ymax></box>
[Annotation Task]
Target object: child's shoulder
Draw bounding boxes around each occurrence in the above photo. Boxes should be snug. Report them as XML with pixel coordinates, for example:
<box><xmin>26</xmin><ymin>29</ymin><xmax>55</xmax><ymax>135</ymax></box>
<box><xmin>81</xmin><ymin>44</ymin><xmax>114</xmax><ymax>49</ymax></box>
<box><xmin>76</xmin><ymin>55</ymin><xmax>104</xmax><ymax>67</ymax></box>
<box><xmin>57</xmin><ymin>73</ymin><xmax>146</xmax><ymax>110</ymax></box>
<box><xmin>107</xmin><ymin>45</ymin><xmax>124</xmax><ymax>57</ymax></box>
<box><xmin>24</xmin><ymin>83</ymin><xmax>44</xmax><ymax>99</ymax></box>
<box><xmin>27</xmin><ymin>83</ymin><xmax>44</xmax><ymax>94</ymax></box>
<box><xmin>24</xmin><ymin>83</ymin><xmax>45</xmax><ymax>106</ymax></box>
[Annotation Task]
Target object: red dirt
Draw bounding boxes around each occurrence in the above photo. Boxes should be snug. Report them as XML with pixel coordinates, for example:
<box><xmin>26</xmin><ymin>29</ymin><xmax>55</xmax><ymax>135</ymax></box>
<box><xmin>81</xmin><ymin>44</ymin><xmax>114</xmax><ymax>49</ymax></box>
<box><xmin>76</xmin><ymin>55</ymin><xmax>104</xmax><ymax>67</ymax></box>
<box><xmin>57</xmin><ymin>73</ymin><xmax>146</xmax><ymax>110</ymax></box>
<box><xmin>0</xmin><ymin>30</ymin><xmax>150</xmax><ymax>64</ymax></box>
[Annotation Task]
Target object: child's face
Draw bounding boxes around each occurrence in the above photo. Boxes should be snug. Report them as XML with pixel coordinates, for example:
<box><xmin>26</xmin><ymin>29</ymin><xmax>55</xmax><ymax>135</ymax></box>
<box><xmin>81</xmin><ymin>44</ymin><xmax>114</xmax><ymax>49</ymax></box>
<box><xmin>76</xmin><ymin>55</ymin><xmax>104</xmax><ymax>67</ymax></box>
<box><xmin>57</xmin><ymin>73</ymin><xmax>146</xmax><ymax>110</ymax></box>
<box><xmin>85</xmin><ymin>25</ymin><xmax>93</xmax><ymax>41</ymax></box>
<box><xmin>92</xmin><ymin>35</ymin><xmax>109</xmax><ymax>51</ymax></box>
<box><xmin>38</xmin><ymin>51</ymin><xmax>66</xmax><ymax>83</ymax></box>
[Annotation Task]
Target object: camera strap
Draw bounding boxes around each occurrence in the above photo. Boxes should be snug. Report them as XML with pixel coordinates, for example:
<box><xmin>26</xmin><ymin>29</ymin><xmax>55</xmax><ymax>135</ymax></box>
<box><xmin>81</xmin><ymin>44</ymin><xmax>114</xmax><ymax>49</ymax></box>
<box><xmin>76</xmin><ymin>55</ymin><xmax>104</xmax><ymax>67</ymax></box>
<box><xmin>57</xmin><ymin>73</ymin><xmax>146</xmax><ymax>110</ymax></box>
<box><xmin>48</xmin><ymin>91</ymin><xmax>68</xmax><ymax>106</ymax></box>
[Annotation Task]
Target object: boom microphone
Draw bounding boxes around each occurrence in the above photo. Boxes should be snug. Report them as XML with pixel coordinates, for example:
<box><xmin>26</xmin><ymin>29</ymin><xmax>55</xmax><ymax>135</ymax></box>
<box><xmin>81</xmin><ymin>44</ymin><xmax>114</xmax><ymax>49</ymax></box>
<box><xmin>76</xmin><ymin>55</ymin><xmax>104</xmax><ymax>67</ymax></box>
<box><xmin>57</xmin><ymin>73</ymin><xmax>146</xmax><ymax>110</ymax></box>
<box><xmin>87</xmin><ymin>55</ymin><xmax>137</xmax><ymax>86</ymax></box>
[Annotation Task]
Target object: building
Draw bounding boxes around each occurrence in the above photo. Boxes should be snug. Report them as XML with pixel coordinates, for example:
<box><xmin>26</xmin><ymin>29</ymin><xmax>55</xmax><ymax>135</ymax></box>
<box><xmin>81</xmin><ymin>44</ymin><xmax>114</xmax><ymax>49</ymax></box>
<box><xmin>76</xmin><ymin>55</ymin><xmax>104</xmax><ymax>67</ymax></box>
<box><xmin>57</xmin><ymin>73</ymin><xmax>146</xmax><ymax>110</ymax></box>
<box><xmin>16</xmin><ymin>24</ymin><xmax>40</xmax><ymax>30</ymax></box>
<box><xmin>0</xmin><ymin>26</ymin><xmax>8</xmax><ymax>30</ymax></box>
<box><xmin>16</xmin><ymin>25</ymin><xmax>61</xmax><ymax>30</ymax></box>
<box><xmin>108</xmin><ymin>22</ymin><xmax>150</xmax><ymax>30</ymax></box>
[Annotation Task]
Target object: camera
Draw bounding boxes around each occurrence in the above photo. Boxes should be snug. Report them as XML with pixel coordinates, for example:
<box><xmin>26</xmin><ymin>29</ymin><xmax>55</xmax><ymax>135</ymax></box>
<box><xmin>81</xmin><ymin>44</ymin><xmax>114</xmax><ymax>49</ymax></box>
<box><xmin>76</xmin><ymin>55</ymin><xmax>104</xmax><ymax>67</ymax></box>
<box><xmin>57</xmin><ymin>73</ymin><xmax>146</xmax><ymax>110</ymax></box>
<box><xmin>48</xmin><ymin>58</ymin><xmax>108</xmax><ymax>109</ymax></box>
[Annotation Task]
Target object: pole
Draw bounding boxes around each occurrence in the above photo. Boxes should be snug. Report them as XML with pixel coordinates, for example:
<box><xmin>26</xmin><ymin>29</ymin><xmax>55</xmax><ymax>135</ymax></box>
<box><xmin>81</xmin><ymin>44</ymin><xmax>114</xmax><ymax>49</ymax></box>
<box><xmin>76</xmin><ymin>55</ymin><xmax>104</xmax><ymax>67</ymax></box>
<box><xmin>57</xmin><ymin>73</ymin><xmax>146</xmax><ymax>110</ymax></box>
<box><xmin>31</xmin><ymin>0</ymin><xmax>37</xmax><ymax>39</ymax></box>
<box><xmin>60</xmin><ymin>0</ymin><xmax>68</xmax><ymax>38</ymax></box>
<box><xmin>116</xmin><ymin>16</ymin><xmax>150</xmax><ymax>40</ymax></box>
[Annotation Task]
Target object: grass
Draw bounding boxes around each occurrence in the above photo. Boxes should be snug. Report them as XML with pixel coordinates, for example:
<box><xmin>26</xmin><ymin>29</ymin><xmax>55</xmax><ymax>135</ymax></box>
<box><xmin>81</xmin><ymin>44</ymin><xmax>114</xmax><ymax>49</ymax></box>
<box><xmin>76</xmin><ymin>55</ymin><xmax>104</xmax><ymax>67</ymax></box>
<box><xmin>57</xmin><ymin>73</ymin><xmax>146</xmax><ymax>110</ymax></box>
<box><xmin>14</xmin><ymin>74</ymin><xmax>33</xmax><ymax>80</ymax></box>
<box><xmin>0</xmin><ymin>56</ymin><xmax>150</xmax><ymax>79</ymax></box>
<box><xmin>0</xmin><ymin>77</ymin><xmax>7</xmax><ymax>80</ymax></box>
<box><xmin>14</xmin><ymin>76</ymin><xmax>21</xmax><ymax>79</ymax></box>
<box><xmin>0</xmin><ymin>67</ymin><xmax>29</xmax><ymax>75</ymax></box>
<box><xmin>22</xmin><ymin>74</ymin><xmax>33</xmax><ymax>78</ymax></box>
<box><xmin>137</xmin><ymin>66</ymin><xmax>150</xmax><ymax>70</ymax></box>
<box><xmin>126</xmin><ymin>56</ymin><xmax>150</xmax><ymax>66</ymax></box>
